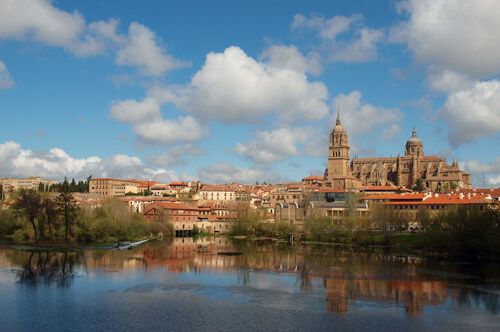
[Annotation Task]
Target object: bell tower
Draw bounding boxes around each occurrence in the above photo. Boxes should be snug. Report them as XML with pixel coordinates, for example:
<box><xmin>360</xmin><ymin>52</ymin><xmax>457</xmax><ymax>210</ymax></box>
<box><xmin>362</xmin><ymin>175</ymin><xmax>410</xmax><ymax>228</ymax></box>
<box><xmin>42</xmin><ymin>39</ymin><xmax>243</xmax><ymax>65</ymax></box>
<box><xmin>328</xmin><ymin>113</ymin><xmax>351</xmax><ymax>181</ymax></box>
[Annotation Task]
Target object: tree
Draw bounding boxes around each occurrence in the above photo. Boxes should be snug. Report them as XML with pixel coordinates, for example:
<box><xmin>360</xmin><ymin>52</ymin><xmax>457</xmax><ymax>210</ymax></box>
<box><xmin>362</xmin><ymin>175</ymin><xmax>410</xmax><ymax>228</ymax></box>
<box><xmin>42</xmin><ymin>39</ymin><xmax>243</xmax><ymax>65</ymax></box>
<box><xmin>412</xmin><ymin>178</ymin><xmax>425</xmax><ymax>193</ymax></box>
<box><xmin>12</xmin><ymin>189</ymin><xmax>43</xmax><ymax>245</ymax></box>
<box><xmin>57</xmin><ymin>188</ymin><xmax>77</xmax><ymax>243</ymax></box>
<box><xmin>38</xmin><ymin>182</ymin><xmax>45</xmax><ymax>192</ymax></box>
<box><xmin>41</xmin><ymin>196</ymin><xmax>59</xmax><ymax>240</ymax></box>
<box><xmin>299</xmin><ymin>187</ymin><xmax>314</xmax><ymax>225</ymax></box>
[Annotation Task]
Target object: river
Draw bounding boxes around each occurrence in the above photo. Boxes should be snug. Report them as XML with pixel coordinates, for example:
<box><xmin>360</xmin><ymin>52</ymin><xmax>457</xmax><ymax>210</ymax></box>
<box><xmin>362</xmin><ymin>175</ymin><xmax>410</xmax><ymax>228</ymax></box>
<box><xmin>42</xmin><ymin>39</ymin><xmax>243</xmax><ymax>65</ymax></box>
<box><xmin>0</xmin><ymin>237</ymin><xmax>499</xmax><ymax>331</ymax></box>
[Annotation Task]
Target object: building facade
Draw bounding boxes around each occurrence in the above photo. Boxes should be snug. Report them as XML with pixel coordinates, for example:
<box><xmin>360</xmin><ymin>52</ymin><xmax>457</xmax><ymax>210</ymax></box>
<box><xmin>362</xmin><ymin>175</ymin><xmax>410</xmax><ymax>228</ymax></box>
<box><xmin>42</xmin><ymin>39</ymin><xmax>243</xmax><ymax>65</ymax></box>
<box><xmin>325</xmin><ymin>114</ymin><xmax>471</xmax><ymax>191</ymax></box>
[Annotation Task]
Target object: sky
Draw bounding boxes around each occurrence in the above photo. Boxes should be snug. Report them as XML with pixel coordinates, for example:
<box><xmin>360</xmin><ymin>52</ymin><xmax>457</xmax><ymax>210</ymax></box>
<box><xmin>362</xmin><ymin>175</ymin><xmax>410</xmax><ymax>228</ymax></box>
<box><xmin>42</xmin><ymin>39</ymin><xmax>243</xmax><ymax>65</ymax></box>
<box><xmin>0</xmin><ymin>0</ymin><xmax>500</xmax><ymax>187</ymax></box>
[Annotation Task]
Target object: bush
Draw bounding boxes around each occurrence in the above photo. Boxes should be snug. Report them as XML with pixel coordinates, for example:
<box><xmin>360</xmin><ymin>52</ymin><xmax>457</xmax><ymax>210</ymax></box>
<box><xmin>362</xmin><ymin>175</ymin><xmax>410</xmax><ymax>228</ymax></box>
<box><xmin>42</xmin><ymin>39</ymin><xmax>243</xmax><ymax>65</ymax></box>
<box><xmin>0</xmin><ymin>209</ymin><xmax>19</xmax><ymax>239</ymax></box>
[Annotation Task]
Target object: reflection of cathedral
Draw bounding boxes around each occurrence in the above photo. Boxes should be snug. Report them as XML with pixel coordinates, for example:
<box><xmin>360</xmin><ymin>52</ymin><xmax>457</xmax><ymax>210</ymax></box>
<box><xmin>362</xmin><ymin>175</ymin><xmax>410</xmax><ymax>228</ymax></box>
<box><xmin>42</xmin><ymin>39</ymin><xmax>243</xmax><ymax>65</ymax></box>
<box><xmin>325</xmin><ymin>276</ymin><xmax>448</xmax><ymax>314</ymax></box>
<box><xmin>325</xmin><ymin>114</ymin><xmax>471</xmax><ymax>190</ymax></box>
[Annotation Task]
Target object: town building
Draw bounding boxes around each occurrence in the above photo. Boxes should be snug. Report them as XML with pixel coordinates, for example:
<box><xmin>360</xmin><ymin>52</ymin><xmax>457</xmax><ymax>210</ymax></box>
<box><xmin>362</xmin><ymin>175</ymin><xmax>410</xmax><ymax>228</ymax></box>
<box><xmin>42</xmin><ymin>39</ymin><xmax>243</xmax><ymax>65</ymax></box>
<box><xmin>325</xmin><ymin>113</ymin><xmax>471</xmax><ymax>191</ymax></box>
<box><xmin>89</xmin><ymin>178</ymin><xmax>142</xmax><ymax>197</ymax></box>
<box><xmin>0</xmin><ymin>176</ymin><xmax>58</xmax><ymax>197</ymax></box>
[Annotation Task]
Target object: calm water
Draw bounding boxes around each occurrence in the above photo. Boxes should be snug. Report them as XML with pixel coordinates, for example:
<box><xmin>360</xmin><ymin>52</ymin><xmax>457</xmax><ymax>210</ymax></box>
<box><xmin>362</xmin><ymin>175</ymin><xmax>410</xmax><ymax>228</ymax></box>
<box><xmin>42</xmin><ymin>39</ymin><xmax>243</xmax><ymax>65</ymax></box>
<box><xmin>0</xmin><ymin>237</ymin><xmax>499</xmax><ymax>331</ymax></box>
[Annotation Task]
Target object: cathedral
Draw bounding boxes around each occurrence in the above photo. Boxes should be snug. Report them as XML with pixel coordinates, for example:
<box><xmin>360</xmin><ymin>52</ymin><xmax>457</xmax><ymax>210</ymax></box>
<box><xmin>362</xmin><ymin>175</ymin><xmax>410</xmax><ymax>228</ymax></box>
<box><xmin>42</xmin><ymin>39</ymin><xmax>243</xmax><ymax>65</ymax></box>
<box><xmin>324</xmin><ymin>114</ymin><xmax>471</xmax><ymax>191</ymax></box>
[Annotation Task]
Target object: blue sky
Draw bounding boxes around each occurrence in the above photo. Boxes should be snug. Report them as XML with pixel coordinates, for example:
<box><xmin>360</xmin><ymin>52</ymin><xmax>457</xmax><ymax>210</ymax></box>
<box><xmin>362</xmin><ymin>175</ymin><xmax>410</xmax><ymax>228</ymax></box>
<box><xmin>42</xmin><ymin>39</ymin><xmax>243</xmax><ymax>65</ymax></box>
<box><xmin>1</xmin><ymin>0</ymin><xmax>499</xmax><ymax>186</ymax></box>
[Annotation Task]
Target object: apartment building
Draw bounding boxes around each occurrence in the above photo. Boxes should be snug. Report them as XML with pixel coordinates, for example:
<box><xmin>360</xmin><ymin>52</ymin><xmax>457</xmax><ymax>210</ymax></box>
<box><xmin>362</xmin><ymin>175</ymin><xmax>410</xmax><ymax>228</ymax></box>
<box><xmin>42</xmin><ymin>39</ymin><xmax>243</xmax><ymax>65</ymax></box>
<box><xmin>0</xmin><ymin>176</ymin><xmax>58</xmax><ymax>196</ymax></box>
<box><xmin>89</xmin><ymin>178</ymin><xmax>141</xmax><ymax>197</ymax></box>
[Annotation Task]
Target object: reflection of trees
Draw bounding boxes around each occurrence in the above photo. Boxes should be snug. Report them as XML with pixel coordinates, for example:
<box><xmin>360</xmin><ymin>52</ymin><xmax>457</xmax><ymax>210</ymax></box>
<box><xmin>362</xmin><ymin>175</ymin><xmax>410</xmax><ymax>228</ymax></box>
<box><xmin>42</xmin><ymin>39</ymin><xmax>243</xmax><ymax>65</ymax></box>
<box><xmin>17</xmin><ymin>251</ymin><xmax>81</xmax><ymax>286</ymax></box>
<box><xmin>457</xmin><ymin>290</ymin><xmax>499</xmax><ymax>315</ymax></box>
<box><xmin>2</xmin><ymin>240</ymin><xmax>499</xmax><ymax>315</ymax></box>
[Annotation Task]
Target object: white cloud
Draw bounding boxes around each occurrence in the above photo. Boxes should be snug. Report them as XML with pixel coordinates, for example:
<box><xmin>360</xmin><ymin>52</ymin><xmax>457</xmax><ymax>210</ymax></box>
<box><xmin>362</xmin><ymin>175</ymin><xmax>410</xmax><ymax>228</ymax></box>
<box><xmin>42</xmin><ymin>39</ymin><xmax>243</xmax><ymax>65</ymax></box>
<box><xmin>110</xmin><ymin>97</ymin><xmax>161</xmax><ymax>124</ymax></box>
<box><xmin>461</xmin><ymin>157</ymin><xmax>500</xmax><ymax>186</ymax></box>
<box><xmin>0</xmin><ymin>140</ymin><xmax>181</xmax><ymax>183</ymax></box>
<box><xmin>153</xmin><ymin>46</ymin><xmax>329</xmax><ymax>124</ymax></box>
<box><xmin>260</xmin><ymin>45</ymin><xmax>322</xmax><ymax>75</ymax></box>
<box><xmin>229</xmin><ymin>127</ymin><xmax>310</xmax><ymax>164</ymax></box>
<box><xmin>0</xmin><ymin>1</ymin><xmax>187</xmax><ymax>74</ymax></box>
<box><xmin>437</xmin><ymin>80</ymin><xmax>500</xmax><ymax>147</ymax></box>
<box><xmin>115</xmin><ymin>22</ymin><xmax>189</xmax><ymax>76</ymax></box>
<box><xmin>426</xmin><ymin>66</ymin><xmax>475</xmax><ymax>93</ymax></box>
<box><xmin>393</xmin><ymin>0</ymin><xmax>500</xmax><ymax>77</ymax></box>
<box><xmin>71</xmin><ymin>18</ymin><xmax>124</xmax><ymax>57</ymax></box>
<box><xmin>132</xmin><ymin>116</ymin><xmax>209</xmax><ymax>146</ymax></box>
<box><xmin>332</xmin><ymin>90</ymin><xmax>404</xmax><ymax>138</ymax></box>
<box><xmin>197</xmin><ymin>162</ymin><xmax>280</xmax><ymax>184</ymax></box>
<box><xmin>292</xmin><ymin>13</ymin><xmax>384</xmax><ymax>63</ymax></box>
<box><xmin>382</xmin><ymin>124</ymin><xmax>403</xmax><ymax>141</ymax></box>
<box><xmin>0</xmin><ymin>0</ymin><xmax>85</xmax><ymax>50</ymax></box>
<box><xmin>147</xmin><ymin>143</ymin><xmax>206</xmax><ymax>167</ymax></box>
<box><xmin>0</xmin><ymin>61</ymin><xmax>14</xmax><ymax>89</ymax></box>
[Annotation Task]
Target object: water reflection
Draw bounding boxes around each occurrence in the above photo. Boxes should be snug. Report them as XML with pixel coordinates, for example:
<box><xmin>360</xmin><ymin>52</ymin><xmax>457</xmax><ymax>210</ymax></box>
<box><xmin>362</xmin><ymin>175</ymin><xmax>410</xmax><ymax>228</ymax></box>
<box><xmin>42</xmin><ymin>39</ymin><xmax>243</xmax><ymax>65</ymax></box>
<box><xmin>1</xmin><ymin>237</ymin><xmax>499</xmax><ymax>315</ymax></box>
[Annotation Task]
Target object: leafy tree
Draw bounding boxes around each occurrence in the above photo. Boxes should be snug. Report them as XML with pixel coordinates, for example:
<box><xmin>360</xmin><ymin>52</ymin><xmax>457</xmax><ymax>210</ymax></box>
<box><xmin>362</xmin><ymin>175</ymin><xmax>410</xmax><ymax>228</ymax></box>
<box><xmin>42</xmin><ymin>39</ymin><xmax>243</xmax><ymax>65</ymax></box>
<box><xmin>38</xmin><ymin>182</ymin><xmax>45</xmax><ymax>192</ymax></box>
<box><xmin>11</xmin><ymin>189</ymin><xmax>43</xmax><ymax>245</ymax></box>
<box><xmin>41</xmin><ymin>196</ymin><xmax>59</xmax><ymax>240</ymax></box>
<box><xmin>57</xmin><ymin>187</ymin><xmax>77</xmax><ymax>243</ymax></box>
<box><xmin>412</xmin><ymin>178</ymin><xmax>425</xmax><ymax>193</ymax></box>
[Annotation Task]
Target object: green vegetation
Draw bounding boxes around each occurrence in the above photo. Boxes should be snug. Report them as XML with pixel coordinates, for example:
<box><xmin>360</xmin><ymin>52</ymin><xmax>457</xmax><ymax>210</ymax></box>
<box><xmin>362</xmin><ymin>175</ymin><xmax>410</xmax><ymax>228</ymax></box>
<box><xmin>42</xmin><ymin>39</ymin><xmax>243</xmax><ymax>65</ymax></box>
<box><xmin>421</xmin><ymin>206</ymin><xmax>500</xmax><ymax>260</ymax></box>
<box><xmin>0</xmin><ymin>189</ymin><xmax>174</xmax><ymax>247</ymax></box>
<box><xmin>229</xmin><ymin>203</ymin><xmax>297</xmax><ymax>239</ymax></box>
<box><xmin>412</xmin><ymin>178</ymin><xmax>425</xmax><ymax>192</ymax></box>
<box><xmin>304</xmin><ymin>202</ymin><xmax>500</xmax><ymax>261</ymax></box>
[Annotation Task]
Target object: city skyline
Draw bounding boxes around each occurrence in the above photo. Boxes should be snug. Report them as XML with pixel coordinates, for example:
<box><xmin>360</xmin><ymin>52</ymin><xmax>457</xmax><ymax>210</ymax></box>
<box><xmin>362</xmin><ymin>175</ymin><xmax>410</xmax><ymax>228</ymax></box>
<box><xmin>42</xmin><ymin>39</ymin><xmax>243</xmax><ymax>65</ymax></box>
<box><xmin>1</xmin><ymin>0</ymin><xmax>499</xmax><ymax>186</ymax></box>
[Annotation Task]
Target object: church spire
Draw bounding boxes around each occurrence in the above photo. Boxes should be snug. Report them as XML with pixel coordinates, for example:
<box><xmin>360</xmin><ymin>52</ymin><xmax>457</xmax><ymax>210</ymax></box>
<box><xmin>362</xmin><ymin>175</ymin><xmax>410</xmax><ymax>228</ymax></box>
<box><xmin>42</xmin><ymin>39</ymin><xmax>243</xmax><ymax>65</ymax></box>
<box><xmin>336</xmin><ymin>110</ymin><xmax>341</xmax><ymax>125</ymax></box>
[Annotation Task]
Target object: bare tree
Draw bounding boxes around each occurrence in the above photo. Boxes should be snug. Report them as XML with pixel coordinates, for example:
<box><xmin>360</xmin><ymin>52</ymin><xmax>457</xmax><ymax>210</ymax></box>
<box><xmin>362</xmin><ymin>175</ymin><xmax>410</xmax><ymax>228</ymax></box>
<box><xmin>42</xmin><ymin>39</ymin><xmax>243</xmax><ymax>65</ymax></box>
<box><xmin>12</xmin><ymin>189</ymin><xmax>43</xmax><ymax>245</ymax></box>
<box><xmin>299</xmin><ymin>187</ymin><xmax>314</xmax><ymax>224</ymax></box>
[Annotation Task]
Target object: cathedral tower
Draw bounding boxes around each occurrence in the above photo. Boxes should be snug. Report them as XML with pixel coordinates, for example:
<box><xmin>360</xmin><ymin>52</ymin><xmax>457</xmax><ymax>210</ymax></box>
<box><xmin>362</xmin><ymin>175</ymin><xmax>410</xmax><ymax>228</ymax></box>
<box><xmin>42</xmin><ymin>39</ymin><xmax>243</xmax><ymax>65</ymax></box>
<box><xmin>328</xmin><ymin>113</ymin><xmax>351</xmax><ymax>181</ymax></box>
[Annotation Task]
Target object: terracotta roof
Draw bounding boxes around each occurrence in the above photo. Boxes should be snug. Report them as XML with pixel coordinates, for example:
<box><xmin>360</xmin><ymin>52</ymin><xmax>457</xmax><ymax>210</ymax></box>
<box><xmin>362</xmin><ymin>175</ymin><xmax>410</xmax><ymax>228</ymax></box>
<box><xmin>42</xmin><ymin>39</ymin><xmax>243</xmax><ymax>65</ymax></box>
<box><xmin>315</xmin><ymin>189</ymin><xmax>347</xmax><ymax>193</ymax></box>
<box><xmin>383</xmin><ymin>193</ymin><xmax>493</xmax><ymax>205</ymax></box>
<box><xmin>360</xmin><ymin>186</ymin><xmax>412</xmax><ymax>192</ymax></box>
<box><xmin>302</xmin><ymin>175</ymin><xmax>324</xmax><ymax>180</ymax></box>
<box><xmin>169</xmin><ymin>182</ymin><xmax>187</xmax><ymax>186</ymax></box>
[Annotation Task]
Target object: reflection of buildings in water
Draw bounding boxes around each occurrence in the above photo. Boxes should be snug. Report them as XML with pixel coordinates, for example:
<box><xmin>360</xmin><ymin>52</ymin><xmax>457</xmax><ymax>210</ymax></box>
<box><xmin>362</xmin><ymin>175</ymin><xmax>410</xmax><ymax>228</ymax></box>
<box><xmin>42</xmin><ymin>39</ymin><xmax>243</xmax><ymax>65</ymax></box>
<box><xmin>325</xmin><ymin>275</ymin><xmax>449</xmax><ymax>314</ymax></box>
<box><xmin>141</xmin><ymin>236</ymin><xmax>237</xmax><ymax>272</ymax></box>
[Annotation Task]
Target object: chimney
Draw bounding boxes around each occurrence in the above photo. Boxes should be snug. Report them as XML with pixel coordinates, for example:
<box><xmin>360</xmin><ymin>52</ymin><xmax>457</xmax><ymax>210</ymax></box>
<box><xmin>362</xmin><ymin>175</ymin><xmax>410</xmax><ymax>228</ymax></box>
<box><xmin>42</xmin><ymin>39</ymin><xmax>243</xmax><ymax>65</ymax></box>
<box><xmin>467</xmin><ymin>193</ymin><xmax>471</xmax><ymax>199</ymax></box>
<box><xmin>434</xmin><ymin>193</ymin><xmax>439</xmax><ymax>198</ymax></box>
<box><xmin>459</xmin><ymin>193</ymin><xmax>464</xmax><ymax>199</ymax></box>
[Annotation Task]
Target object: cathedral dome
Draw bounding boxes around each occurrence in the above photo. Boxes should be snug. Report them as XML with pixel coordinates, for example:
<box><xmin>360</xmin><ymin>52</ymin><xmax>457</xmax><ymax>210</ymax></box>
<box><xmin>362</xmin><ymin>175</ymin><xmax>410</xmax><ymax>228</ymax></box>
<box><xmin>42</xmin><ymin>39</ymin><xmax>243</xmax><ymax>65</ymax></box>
<box><xmin>333</xmin><ymin>112</ymin><xmax>345</xmax><ymax>133</ymax></box>
<box><xmin>407</xmin><ymin>128</ymin><xmax>422</xmax><ymax>144</ymax></box>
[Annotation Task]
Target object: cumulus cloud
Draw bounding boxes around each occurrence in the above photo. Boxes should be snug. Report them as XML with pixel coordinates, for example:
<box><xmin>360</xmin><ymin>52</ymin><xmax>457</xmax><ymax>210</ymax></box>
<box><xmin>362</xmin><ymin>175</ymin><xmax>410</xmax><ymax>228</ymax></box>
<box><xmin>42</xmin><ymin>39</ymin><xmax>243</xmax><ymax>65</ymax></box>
<box><xmin>393</xmin><ymin>0</ymin><xmax>500</xmax><ymax>78</ymax></box>
<box><xmin>197</xmin><ymin>162</ymin><xmax>280</xmax><ymax>184</ymax></box>
<box><xmin>461</xmin><ymin>157</ymin><xmax>500</xmax><ymax>186</ymax></box>
<box><xmin>292</xmin><ymin>13</ymin><xmax>384</xmax><ymax>63</ymax></box>
<box><xmin>0</xmin><ymin>0</ymin><xmax>186</xmax><ymax>75</ymax></box>
<box><xmin>115</xmin><ymin>22</ymin><xmax>190</xmax><ymax>76</ymax></box>
<box><xmin>426</xmin><ymin>66</ymin><xmax>475</xmax><ymax>93</ymax></box>
<box><xmin>0</xmin><ymin>140</ymin><xmax>181</xmax><ymax>183</ymax></box>
<box><xmin>153</xmin><ymin>46</ymin><xmax>329</xmax><ymax>123</ymax></box>
<box><xmin>110</xmin><ymin>97</ymin><xmax>161</xmax><ymax>124</ymax></box>
<box><xmin>382</xmin><ymin>124</ymin><xmax>403</xmax><ymax>141</ymax></box>
<box><xmin>0</xmin><ymin>60</ymin><xmax>14</xmax><ymax>89</ymax></box>
<box><xmin>437</xmin><ymin>80</ymin><xmax>500</xmax><ymax>147</ymax></box>
<box><xmin>260</xmin><ymin>45</ymin><xmax>322</xmax><ymax>75</ymax></box>
<box><xmin>132</xmin><ymin>116</ymin><xmax>209</xmax><ymax>146</ymax></box>
<box><xmin>229</xmin><ymin>127</ymin><xmax>310</xmax><ymax>164</ymax></box>
<box><xmin>0</xmin><ymin>0</ymin><xmax>85</xmax><ymax>50</ymax></box>
<box><xmin>147</xmin><ymin>143</ymin><xmax>206</xmax><ymax>167</ymax></box>
<box><xmin>332</xmin><ymin>90</ymin><xmax>404</xmax><ymax>138</ymax></box>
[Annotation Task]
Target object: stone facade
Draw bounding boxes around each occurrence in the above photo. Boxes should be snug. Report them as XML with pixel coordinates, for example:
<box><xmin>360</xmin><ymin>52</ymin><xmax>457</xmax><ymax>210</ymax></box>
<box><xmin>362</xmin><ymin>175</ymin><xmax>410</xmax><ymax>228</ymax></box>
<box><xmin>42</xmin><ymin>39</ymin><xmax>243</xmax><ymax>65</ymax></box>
<box><xmin>325</xmin><ymin>114</ymin><xmax>471</xmax><ymax>191</ymax></box>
